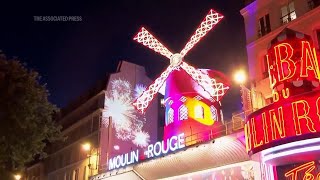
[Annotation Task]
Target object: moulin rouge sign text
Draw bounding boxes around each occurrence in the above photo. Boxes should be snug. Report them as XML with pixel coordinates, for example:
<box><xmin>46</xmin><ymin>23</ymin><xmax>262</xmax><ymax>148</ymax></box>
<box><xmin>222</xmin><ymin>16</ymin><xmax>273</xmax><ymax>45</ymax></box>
<box><xmin>108</xmin><ymin>133</ymin><xmax>185</xmax><ymax>170</ymax></box>
<box><xmin>245</xmin><ymin>36</ymin><xmax>320</xmax><ymax>153</ymax></box>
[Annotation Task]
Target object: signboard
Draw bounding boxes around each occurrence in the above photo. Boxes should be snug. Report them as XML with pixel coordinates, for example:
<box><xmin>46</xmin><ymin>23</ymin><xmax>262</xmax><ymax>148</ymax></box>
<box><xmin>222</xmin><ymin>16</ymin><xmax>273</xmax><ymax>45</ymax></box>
<box><xmin>276</xmin><ymin>161</ymin><xmax>320</xmax><ymax>180</ymax></box>
<box><xmin>245</xmin><ymin>29</ymin><xmax>320</xmax><ymax>154</ymax></box>
<box><xmin>108</xmin><ymin>133</ymin><xmax>185</xmax><ymax>170</ymax></box>
<box><xmin>245</xmin><ymin>90</ymin><xmax>320</xmax><ymax>153</ymax></box>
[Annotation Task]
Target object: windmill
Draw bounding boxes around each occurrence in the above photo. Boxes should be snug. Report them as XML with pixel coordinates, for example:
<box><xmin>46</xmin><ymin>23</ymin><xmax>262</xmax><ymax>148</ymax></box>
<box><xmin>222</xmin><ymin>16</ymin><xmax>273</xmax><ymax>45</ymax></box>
<box><xmin>133</xmin><ymin>9</ymin><xmax>229</xmax><ymax>114</ymax></box>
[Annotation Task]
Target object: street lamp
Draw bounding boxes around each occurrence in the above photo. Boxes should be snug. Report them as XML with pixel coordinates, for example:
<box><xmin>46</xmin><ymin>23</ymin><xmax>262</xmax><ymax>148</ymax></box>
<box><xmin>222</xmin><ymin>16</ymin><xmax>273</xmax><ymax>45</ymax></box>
<box><xmin>14</xmin><ymin>174</ymin><xmax>21</xmax><ymax>180</ymax></box>
<box><xmin>82</xmin><ymin>142</ymin><xmax>91</xmax><ymax>152</ymax></box>
<box><xmin>233</xmin><ymin>69</ymin><xmax>247</xmax><ymax>85</ymax></box>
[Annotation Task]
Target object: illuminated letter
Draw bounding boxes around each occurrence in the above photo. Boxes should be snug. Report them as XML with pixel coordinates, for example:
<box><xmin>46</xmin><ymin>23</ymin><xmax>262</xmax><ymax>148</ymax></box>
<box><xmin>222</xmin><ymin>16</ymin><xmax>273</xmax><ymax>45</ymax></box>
<box><xmin>317</xmin><ymin>97</ymin><xmax>320</xmax><ymax>121</ymax></box>
<box><xmin>269</xmin><ymin>107</ymin><xmax>286</xmax><ymax>140</ymax></box>
<box><xmin>274</xmin><ymin>43</ymin><xmax>296</xmax><ymax>82</ymax></box>
<box><xmin>108</xmin><ymin>157</ymin><xmax>117</xmax><ymax>170</ymax></box>
<box><xmin>132</xmin><ymin>149</ymin><xmax>139</xmax><ymax>163</ymax></box>
<box><xmin>169</xmin><ymin>135</ymin><xmax>178</xmax><ymax>151</ymax></box>
<box><xmin>251</xmin><ymin>118</ymin><xmax>263</xmax><ymax>148</ymax></box>
<box><xmin>262</xmin><ymin>112</ymin><xmax>269</xmax><ymax>143</ymax></box>
<box><xmin>161</xmin><ymin>139</ymin><xmax>170</xmax><ymax>154</ymax></box>
<box><xmin>282</xmin><ymin>88</ymin><xmax>290</xmax><ymax>99</ymax></box>
<box><xmin>300</xmin><ymin>41</ymin><xmax>320</xmax><ymax>80</ymax></box>
<box><xmin>244</xmin><ymin>122</ymin><xmax>252</xmax><ymax>152</ymax></box>
<box><xmin>285</xmin><ymin>161</ymin><xmax>315</xmax><ymax>180</ymax></box>
<box><xmin>153</xmin><ymin>142</ymin><xmax>162</xmax><ymax>156</ymax></box>
<box><xmin>146</xmin><ymin>144</ymin><xmax>154</xmax><ymax>158</ymax></box>
<box><xmin>116</xmin><ymin>155</ymin><xmax>121</xmax><ymax>168</ymax></box>
<box><xmin>178</xmin><ymin>133</ymin><xmax>185</xmax><ymax>149</ymax></box>
<box><xmin>292</xmin><ymin>100</ymin><xmax>316</xmax><ymax>135</ymax></box>
<box><xmin>267</xmin><ymin>54</ymin><xmax>278</xmax><ymax>88</ymax></box>
<box><xmin>273</xmin><ymin>90</ymin><xmax>279</xmax><ymax>102</ymax></box>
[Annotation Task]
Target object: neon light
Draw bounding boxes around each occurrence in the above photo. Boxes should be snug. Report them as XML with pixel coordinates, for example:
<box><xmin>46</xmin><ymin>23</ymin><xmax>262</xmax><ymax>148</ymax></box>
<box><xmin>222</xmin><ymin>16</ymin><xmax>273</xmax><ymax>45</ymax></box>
<box><xmin>133</xmin><ymin>27</ymin><xmax>173</xmax><ymax>59</ymax></box>
<box><xmin>245</xmin><ymin>90</ymin><xmax>320</xmax><ymax>153</ymax></box>
<box><xmin>262</xmin><ymin>145</ymin><xmax>320</xmax><ymax>162</ymax></box>
<box><xmin>261</xmin><ymin>137</ymin><xmax>320</xmax><ymax>156</ymax></box>
<box><xmin>285</xmin><ymin>161</ymin><xmax>315</xmax><ymax>180</ymax></box>
<box><xmin>269</xmin><ymin>107</ymin><xmax>286</xmax><ymax>140</ymax></box>
<box><xmin>132</xmin><ymin>9</ymin><xmax>229</xmax><ymax>113</ymax></box>
<box><xmin>108</xmin><ymin>133</ymin><xmax>185</xmax><ymax>170</ymax></box>
<box><xmin>180</xmin><ymin>9</ymin><xmax>223</xmax><ymax>57</ymax></box>
<box><xmin>108</xmin><ymin>150</ymin><xmax>139</xmax><ymax>170</ymax></box>
<box><xmin>251</xmin><ymin>117</ymin><xmax>263</xmax><ymax>148</ymax></box>
<box><xmin>300</xmin><ymin>41</ymin><xmax>320</xmax><ymax>79</ymax></box>
<box><xmin>246</xmin><ymin>30</ymin><xmax>320</xmax><ymax>154</ymax></box>
<box><xmin>262</xmin><ymin>112</ymin><xmax>270</xmax><ymax>144</ymax></box>
<box><xmin>291</xmin><ymin>100</ymin><xmax>316</xmax><ymax>135</ymax></box>
<box><xmin>266</xmin><ymin>36</ymin><xmax>320</xmax><ymax>89</ymax></box>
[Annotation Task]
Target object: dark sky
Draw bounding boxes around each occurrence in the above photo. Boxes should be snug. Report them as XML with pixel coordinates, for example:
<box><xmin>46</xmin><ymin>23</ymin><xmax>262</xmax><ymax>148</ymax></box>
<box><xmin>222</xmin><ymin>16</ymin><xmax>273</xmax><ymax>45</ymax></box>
<box><xmin>0</xmin><ymin>0</ymin><xmax>247</xmax><ymax>119</ymax></box>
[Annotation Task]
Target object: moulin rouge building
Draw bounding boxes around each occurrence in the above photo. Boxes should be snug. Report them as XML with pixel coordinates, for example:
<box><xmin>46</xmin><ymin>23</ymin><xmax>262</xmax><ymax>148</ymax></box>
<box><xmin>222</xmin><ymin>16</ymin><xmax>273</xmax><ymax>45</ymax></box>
<box><xmin>91</xmin><ymin>9</ymin><xmax>259</xmax><ymax>180</ymax></box>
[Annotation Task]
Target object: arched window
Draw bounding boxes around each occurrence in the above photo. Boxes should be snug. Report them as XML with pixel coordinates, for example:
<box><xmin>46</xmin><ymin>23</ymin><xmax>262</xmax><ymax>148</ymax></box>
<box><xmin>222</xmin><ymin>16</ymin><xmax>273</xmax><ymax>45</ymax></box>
<box><xmin>195</xmin><ymin>105</ymin><xmax>204</xmax><ymax>119</ymax></box>
<box><xmin>179</xmin><ymin>105</ymin><xmax>188</xmax><ymax>120</ymax></box>
<box><xmin>210</xmin><ymin>105</ymin><xmax>217</xmax><ymax>120</ymax></box>
<box><xmin>166</xmin><ymin>108</ymin><xmax>174</xmax><ymax>125</ymax></box>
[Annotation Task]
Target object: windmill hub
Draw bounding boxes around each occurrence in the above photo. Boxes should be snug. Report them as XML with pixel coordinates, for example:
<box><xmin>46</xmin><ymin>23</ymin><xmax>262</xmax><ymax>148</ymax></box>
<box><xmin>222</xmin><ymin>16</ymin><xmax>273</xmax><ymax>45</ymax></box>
<box><xmin>170</xmin><ymin>53</ymin><xmax>183</xmax><ymax>67</ymax></box>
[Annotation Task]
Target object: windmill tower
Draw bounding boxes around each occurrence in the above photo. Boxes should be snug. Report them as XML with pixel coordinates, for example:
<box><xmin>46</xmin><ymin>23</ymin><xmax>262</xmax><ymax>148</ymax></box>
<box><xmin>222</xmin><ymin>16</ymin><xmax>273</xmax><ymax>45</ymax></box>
<box><xmin>133</xmin><ymin>9</ymin><xmax>230</xmax><ymax>143</ymax></box>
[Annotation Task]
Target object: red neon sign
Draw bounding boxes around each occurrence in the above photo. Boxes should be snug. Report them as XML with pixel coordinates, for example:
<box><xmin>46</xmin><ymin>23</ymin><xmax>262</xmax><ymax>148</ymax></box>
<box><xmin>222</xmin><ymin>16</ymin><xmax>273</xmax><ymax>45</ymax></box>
<box><xmin>267</xmin><ymin>31</ymin><xmax>320</xmax><ymax>90</ymax></box>
<box><xmin>245</xmin><ymin>90</ymin><xmax>320</xmax><ymax>153</ymax></box>
<box><xmin>245</xmin><ymin>29</ymin><xmax>320</xmax><ymax>154</ymax></box>
<box><xmin>284</xmin><ymin>161</ymin><xmax>320</xmax><ymax>180</ymax></box>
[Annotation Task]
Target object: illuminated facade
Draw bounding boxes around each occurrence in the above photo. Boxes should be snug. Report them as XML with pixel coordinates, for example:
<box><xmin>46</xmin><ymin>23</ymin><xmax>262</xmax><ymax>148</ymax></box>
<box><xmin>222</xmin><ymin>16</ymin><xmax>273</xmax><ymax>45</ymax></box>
<box><xmin>241</xmin><ymin>0</ymin><xmax>320</xmax><ymax>179</ymax></box>
<box><xmin>91</xmin><ymin>8</ymin><xmax>261</xmax><ymax>180</ymax></box>
<box><xmin>24</xmin><ymin>61</ymin><xmax>159</xmax><ymax>180</ymax></box>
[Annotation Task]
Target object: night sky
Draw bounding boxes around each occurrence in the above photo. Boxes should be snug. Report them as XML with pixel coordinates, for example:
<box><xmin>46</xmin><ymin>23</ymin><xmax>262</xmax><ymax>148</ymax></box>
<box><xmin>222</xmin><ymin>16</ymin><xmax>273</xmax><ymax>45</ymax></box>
<box><xmin>0</xmin><ymin>1</ymin><xmax>247</xmax><ymax>119</ymax></box>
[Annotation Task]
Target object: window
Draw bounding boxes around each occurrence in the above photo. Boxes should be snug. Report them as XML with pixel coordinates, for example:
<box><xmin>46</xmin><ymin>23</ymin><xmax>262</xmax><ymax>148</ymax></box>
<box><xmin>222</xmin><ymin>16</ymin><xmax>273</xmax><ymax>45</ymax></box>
<box><xmin>195</xmin><ymin>106</ymin><xmax>204</xmax><ymax>119</ymax></box>
<box><xmin>166</xmin><ymin>108</ymin><xmax>174</xmax><ymax>125</ymax></box>
<box><xmin>281</xmin><ymin>2</ymin><xmax>296</xmax><ymax>24</ymax></box>
<box><xmin>179</xmin><ymin>105</ymin><xmax>188</xmax><ymax>120</ymax></box>
<box><xmin>308</xmin><ymin>0</ymin><xmax>320</xmax><ymax>10</ymax></box>
<box><xmin>210</xmin><ymin>105</ymin><xmax>217</xmax><ymax>120</ymax></box>
<box><xmin>262</xmin><ymin>56</ymin><xmax>269</xmax><ymax>78</ymax></box>
<box><xmin>258</xmin><ymin>14</ymin><xmax>271</xmax><ymax>37</ymax></box>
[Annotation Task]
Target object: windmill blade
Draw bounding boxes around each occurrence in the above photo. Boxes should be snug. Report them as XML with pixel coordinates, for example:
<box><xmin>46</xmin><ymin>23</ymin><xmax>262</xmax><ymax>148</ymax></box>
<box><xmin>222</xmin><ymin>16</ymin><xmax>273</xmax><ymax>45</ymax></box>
<box><xmin>134</xmin><ymin>27</ymin><xmax>173</xmax><ymax>59</ymax></box>
<box><xmin>180</xmin><ymin>9</ymin><xmax>223</xmax><ymax>57</ymax></box>
<box><xmin>133</xmin><ymin>65</ymin><xmax>175</xmax><ymax>113</ymax></box>
<box><xmin>180</xmin><ymin>62</ymin><xmax>229</xmax><ymax>101</ymax></box>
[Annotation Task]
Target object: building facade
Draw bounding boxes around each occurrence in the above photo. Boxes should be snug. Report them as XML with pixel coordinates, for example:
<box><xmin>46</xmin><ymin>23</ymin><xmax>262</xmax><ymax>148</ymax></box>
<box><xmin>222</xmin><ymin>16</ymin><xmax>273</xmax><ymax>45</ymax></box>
<box><xmin>241</xmin><ymin>0</ymin><xmax>320</xmax><ymax>179</ymax></box>
<box><xmin>24</xmin><ymin>61</ymin><xmax>159</xmax><ymax>180</ymax></box>
<box><xmin>241</xmin><ymin>0</ymin><xmax>320</xmax><ymax>109</ymax></box>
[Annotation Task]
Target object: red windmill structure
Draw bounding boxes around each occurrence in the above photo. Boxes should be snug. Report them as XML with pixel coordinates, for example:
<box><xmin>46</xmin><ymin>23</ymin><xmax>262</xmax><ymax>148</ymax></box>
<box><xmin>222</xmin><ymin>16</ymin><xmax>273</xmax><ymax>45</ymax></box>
<box><xmin>133</xmin><ymin>9</ymin><xmax>230</xmax><ymax>143</ymax></box>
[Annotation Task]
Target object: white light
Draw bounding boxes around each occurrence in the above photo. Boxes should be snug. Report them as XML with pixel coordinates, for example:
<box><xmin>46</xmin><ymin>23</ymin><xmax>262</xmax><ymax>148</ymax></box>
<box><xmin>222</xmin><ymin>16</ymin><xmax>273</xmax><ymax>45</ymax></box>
<box><xmin>234</xmin><ymin>70</ymin><xmax>246</xmax><ymax>84</ymax></box>
<box><xmin>82</xmin><ymin>143</ymin><xmax>91</xmax><ymax>152</ymax></box>
<box><xmin>14</xmin><ymin>174</ymin><xmax>21</xmax><ymax>180</ymax></box>
<box><xmin>114</xmin><ymin>145</ymin><xmax>120</xmax><ymax>150</ymax></box>
<box><xmin>134</xmin><ymin>84</ymin><xmax>147</xmax><ymax>99</ymax></box>
<box><xmin>261</xmin><ymin>138</ymin><xmax>320</xmax><ymax>156</ymax></box>
<box><xmin>262</xmin><ymin>145</ymin><xmax>320</xmax><ymax>162</ymax></box>
<box><xmin>132</xmin><ymin>131</ymin><xmax>150</xmax><ymax>148</ymax></box>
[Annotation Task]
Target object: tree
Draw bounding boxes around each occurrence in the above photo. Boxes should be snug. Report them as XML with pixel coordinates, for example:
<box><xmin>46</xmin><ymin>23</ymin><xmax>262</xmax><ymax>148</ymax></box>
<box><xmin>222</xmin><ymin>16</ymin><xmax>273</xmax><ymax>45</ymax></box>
<box><xmin>0</xmin><ymin>52</ymin><xmax>62</xmax><ymax>178</ymax></box>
